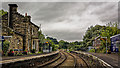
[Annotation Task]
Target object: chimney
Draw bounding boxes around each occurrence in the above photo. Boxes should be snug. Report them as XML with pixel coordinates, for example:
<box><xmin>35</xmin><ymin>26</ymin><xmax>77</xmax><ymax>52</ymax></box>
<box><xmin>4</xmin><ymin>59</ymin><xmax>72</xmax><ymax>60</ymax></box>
<box><xmin>8</xmin><ymin>4</ymin><xmax>18</xmax><ymax>28</ymax></box>
<box><xmin>25</xmin><ymin>13</ymin><xmax>27</xmax><ymax>16</ymax></box>
<box><xmin>25</xmin><ymin>13</ymin><xmax>31</xmax><ymax>22</ymax></box>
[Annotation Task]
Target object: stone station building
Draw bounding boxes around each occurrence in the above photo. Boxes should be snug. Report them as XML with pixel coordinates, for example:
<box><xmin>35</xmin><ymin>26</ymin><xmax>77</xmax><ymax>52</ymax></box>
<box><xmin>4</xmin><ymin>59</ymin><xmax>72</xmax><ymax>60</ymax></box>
<box><xmin>1</xmin><ymin>4</ymin><xmax>39</xmax><ymax>53</ymax></box>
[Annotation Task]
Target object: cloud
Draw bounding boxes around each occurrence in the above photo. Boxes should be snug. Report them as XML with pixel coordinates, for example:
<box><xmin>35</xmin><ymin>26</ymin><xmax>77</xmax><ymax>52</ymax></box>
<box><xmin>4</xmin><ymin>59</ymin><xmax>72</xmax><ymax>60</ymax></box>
<box><xmin>1</xmin><ymin>0</ymin><xmax>119</xmax><ymax>2</ymax></box>
<box><xmin>89</xmin><ymin>2</ymin><xmax>118</xmax><ymax>23</ymax></box>
<box><xmin>1</xmin><ymin>2</ymin><xmax>118</xmax><ymax>42</ymax></box>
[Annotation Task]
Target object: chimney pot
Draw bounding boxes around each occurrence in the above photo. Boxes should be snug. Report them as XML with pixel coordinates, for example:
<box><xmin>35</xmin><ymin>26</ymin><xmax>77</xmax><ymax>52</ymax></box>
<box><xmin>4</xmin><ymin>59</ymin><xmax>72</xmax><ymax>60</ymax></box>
<box><xmin>25</xmin><ymin>13</ymin><xmax>27</xmax><ymax>16</ymax></box>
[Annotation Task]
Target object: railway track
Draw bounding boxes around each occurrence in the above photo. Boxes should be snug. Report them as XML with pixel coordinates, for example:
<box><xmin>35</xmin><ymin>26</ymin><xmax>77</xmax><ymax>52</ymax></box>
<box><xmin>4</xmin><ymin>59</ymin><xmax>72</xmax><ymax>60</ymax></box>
<box><xmin>37</xmin><ymin>51</ymin><xmax>89</xmax><ymax>68</ymax></box>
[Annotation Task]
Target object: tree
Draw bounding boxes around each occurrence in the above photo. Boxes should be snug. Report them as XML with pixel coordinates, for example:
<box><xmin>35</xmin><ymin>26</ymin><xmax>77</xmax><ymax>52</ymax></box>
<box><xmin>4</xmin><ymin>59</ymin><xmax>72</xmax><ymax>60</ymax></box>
<box><xmin>82</xmin><ymin>22</ymin><xmax>120</xmax><ymax>52</ymax></box>
<box><xmin>47</xmin><ymin>37</ymin><xmax>58</xmax><ymax>44</ymax></box>
<box><xmin>55</xmin><ymin>44</ymin><xmax>59</xmax><ymax>50</ymax></box>
<box><xmin>58</xmin><ymin>40</ymin><xmax>69</xmax><ymax>49</ymax></box>
<box><xmin>38</xmin><ymin>31</ymin><xmax>45</xmax><ymax>51</ymax></box>
<box><xmin>0</xmin><ymin>9</ymin><xmax>7</xmax><ymax>16</ymax></box>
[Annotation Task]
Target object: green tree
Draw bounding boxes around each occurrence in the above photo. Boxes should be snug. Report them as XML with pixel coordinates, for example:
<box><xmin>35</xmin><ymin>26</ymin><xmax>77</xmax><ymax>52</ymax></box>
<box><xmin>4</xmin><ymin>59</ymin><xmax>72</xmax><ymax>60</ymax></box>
<box><xmin>38</xmin><ymin>30</ymin><xmax>45</xmax><ymax>52</ymax></box>
<box><xmin>83</xmin><ymin>22</ymin><xmax>120</xmax><ymax>52</ymax></box>
<box><xmin>47</xmin><ymin>37</ymin><xmax>58</xmax><ymax>44</ymax></box>
<box><xmin>55</xmin><ymin>44</ymin><xmax>59</xmax><ymax>50</ymax></box>
<box><xmin>0</xmin><ymin>9</ymin><xmax>7</xmax><ymax>16</ymax></box>
<box><xmin>59</xmin><ymin>40</ymin><xmax>69</xmax><ymax>49</ymax></box>
<box><xmin>89</xmin><ymin>49</ymin><xmax>95</xmax><ymax>52</ymax></box>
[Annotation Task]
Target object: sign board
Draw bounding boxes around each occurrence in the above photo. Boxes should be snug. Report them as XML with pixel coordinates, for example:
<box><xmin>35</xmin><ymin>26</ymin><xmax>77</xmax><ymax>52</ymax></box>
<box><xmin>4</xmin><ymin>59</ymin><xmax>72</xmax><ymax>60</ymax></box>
<box><xmin>0</xmin><ymin>36</ymin><xmax>4</xmax><ymax>40</ymax></box>
<box><xmin>4</xmin><ymin>36</ymin><xmax>12</xmax><ymax>39</ymax></box>
<box><xmin>0</xmin><ymin>36</ymin><xmax>12</xmax><ymax>40</ymax></box>
<box><xmin>110</xmin><ymin>34</ymin><xmax>120</xmax><ymax>52</ymax></box>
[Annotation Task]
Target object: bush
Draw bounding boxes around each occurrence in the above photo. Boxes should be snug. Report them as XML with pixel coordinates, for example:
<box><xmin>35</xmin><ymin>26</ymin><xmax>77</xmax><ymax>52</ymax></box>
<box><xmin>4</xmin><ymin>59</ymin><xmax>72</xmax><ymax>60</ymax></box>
<box><xmin>8</xmin><ymin>49</ymin><xmax>14</xmax><ymax>56</ymax></box>
<box><xmin>16</xmin><ymin>53</ymin><xmax>23</xmax><ymax>56</ymax></box>
<box><xmin>31</xmin><ymin>49</ymin><xmax>36</xmax><ymax>53</ymax></box>
<box><xmin>101</xmin><ymin>48</ymin><xmax>106</xmax><ymax>53</ymax></box>
<box><xmin>22</xmin><ymin>50</ymin><xmax>28</xmax><ymax>55</ymax></box>
<box><xmin>29</xmin><ymin>53</ymin><xmax>33</xmax><ymax>54</ymax></box>
<box><xmin>10</xmin><ymin>49</ymin><xmax>13</xmax><ymax>52</ymax></box>
<box><xmin>3</xmin><ymin>40</ymin><xmax>10</xmax><ymax>56</ymax></box>
<box><xmin>8</xmin><ymin>52</ymin><xmax>14</xmax><ymax>56</ymax></box>
<box><xmin>89</xmin><ymin>49</ymin><xmax>95</xmax><ymax>52</ymax></box>
<box><xmin>38</xmin><ymin>51</ymin><xmax>42</xmax><ymax>54</ymax></box>
<box><xmin>96</xmin><ymin>49</ymin><xmax>101</xmax><ymax>53</ymax></box>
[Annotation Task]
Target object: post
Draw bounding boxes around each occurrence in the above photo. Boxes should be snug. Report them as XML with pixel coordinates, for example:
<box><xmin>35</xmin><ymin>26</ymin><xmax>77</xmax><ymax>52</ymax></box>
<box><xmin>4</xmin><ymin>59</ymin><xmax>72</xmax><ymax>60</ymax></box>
<box><xmin>101</xmin><ymin>37</ymin><xmax>107</xmax><ymax>54</ymax></box>
<box><xmin>106</xmin><ymin>37</ymin><xmax>107</xmax><ymax>54</ymax></box>
<box><xmin>48</xmin><ymin>42</ymin><xmax>50</xmax><ymax>53</ymax></box>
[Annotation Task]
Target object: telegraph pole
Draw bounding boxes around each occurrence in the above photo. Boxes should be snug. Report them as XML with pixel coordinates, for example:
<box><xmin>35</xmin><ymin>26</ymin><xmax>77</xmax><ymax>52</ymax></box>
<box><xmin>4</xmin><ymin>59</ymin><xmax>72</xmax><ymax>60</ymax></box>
<box><xmin>39</xmin><ymin>24</ymin><xmax>41</xmax><ymax>32</ymax></box>
<box><xmin>39</xmin><ymin>24</ymin><xmax>43</xmax><ymax>52</ymax></box>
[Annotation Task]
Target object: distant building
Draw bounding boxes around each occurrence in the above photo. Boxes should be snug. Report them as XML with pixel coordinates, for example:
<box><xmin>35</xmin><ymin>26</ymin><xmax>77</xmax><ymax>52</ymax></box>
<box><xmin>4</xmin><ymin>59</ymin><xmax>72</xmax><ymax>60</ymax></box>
<box><xmin>42</xmin><ymin>42</ymin><xmax>52</xmax><ymax>53</ymax></box>
<box><xmin>93</xmin><ymin>35</ymin><xmax>101</xmax><ymax>49</ymax></box>
<box><xmin>1</xmin><ymin>4</ymin><xmax>39</xmax><ymax>53</ymax></box>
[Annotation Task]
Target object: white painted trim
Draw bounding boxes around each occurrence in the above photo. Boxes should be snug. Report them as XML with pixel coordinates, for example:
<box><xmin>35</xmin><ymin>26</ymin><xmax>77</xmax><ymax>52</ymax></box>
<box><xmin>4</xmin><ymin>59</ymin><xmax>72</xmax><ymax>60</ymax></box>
<box><xmin>3</xmin><ymin>36</ymin><xmax>12</xmax><ymax>38</ymax></box>
<box><xmin>110</xmin><ymin>34</ymin><xmax>120</xmax><ymax>38</ymax></box>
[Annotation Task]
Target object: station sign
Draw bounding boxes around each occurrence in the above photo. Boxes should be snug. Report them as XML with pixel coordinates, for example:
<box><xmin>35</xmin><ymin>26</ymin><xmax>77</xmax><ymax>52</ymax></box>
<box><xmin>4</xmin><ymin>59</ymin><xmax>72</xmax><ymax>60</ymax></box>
<box><xmin>0</xmin><ymin>36</ymin><xmax>4</xmax><ymax>40</ymax></box>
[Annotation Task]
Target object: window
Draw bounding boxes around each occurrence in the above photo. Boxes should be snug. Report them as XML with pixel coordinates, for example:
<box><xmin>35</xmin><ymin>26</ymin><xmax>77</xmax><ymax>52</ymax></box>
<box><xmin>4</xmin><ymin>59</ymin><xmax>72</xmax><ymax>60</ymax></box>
<box><xmin>32</xmin><ymin>28</ymin><xmax>34</xmax><ymax>35</ymax></box>
<box><xmin>28</xmin><ymin>26</ymin><xmax>30</xmax><ymax>33</ymax></box>
<box><xmin>17</xmin><ymin>39</ymin><xmax>20</xmax><ymax>49</ymax></box>
<box><xmin>4</xmin><ymin>29</ymin><xmax>7</xmax><ymax>31</ymax></box>
<box><xmin>28</xmin><ymin>40</ymin><xmax>29</xmax><ymax>51</ymax></box>
<box><xmin>33</xmin><ymin>40</ymin><xmax>35</xmax><ymax>49</ymax></box>
<box><xmin>17</xmin><ymin>39</ymin><xmax>20</xmax><ymax>44</ymax></box>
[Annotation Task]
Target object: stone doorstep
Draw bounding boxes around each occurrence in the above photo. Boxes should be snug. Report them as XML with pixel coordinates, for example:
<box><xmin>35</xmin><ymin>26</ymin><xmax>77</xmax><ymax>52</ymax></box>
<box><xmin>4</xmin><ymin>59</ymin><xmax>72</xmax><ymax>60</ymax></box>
<box><xmin>0</xmin><ymin>51</ymin><xmax>59</xmax><ymax>64</ymax></box>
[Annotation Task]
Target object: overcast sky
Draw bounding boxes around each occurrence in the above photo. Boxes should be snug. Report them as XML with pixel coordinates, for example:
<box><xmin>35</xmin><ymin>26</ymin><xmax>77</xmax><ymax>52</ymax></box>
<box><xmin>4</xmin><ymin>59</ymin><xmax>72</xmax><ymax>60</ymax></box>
<box><xmin>1</xmin><ymin>1</ymin><xmax>118</xmax><ymax>42</ymax></box>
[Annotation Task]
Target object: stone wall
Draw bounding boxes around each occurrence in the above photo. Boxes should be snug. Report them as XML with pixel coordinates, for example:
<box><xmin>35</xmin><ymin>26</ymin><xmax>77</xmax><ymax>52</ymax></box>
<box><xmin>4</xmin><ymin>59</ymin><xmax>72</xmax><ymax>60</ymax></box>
<box><xmin>5</xmin><ymin>33</ymin><xmax>23</xmax><ymax>51</ymax></box>
<box><xmin>1</xmin><ymin>12</ymin><xmax>23</xmax><ymax>51</ymax></box>
<box><xmin>1</xmin><ymin>22</ymin><xmax>23</xmax><ymax>51</ymax></box>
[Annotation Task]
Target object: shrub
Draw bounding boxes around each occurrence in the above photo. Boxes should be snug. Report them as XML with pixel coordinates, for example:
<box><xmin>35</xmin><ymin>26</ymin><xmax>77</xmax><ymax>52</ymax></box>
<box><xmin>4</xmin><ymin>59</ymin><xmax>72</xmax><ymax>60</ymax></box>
<box><xmin>38</xmin><ymin>51</ymin><xmax>42</xmax><ymax>54</ymax></box>
<box><xmin>89</xmin><ymin>49</ymin><xmax>95</xmax><ymax>52</ymax></box>
<box><xmin>10</xmin><ymin>49</ymin><xmax>13</xmax><ymax>52</ymax></box>
<box><xmin>22</xmin><ymin>50</ymin><xmax>28</xmax><ymax>55</ymax></box>
<box><xmin>3</xmin><ymin>40</ymin><xmax>10</xmax><ymax>56</ymax></box>
<box><xmin>101</xmin><ymin>48</ymin><xmax>106</xmax><ymax>53</ymax></box>
<box><xmin>8</xmin><ymin>49</ymin><xmax>14</xmax><ymax>56</ymax></box>
<box><xmin>31</xmin><ymin>49</ymin><xmax>36</xmax><ymax>53</ymax></box>
<box><xmin>29</xmin><ymin>53</ymin><xmax>33</xmax><ymax>54</ymax></box>
<box><xmin>3</xmin><ymin>40</ymin><xmax>10</xmax><ymax>55</ymax></box>
<box><xmin>16</xmin><ymin>53</ymin><xmax>23</xmax><ymax>56</ymax></box>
